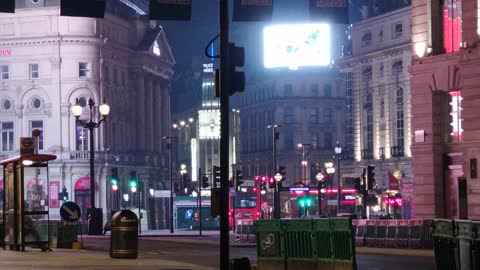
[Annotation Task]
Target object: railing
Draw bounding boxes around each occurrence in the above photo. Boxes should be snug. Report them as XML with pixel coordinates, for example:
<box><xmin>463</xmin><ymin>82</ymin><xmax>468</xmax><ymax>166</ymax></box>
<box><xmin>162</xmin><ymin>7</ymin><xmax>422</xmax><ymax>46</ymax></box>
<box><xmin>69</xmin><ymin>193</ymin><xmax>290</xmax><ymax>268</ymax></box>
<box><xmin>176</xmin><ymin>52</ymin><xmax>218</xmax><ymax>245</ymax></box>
<box><xmin>391</xmin><ymin>146</ymin><xmax>404</xmax><ymax>157</ymax></box>
<box><xmin>361</xmin><ymin>149</ymin><xmax>373</xmax><ymax>160</ymax></box>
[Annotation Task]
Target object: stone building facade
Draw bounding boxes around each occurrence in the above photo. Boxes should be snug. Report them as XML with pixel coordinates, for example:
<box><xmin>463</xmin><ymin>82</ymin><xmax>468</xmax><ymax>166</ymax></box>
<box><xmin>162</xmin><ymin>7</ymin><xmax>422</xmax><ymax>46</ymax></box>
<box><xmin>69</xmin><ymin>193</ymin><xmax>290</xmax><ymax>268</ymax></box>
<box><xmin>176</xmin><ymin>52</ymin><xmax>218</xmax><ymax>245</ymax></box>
<box><xmin>0</xmin><ymin>0</ymin><xmax>174</xmax><ymax>226</ymax></box>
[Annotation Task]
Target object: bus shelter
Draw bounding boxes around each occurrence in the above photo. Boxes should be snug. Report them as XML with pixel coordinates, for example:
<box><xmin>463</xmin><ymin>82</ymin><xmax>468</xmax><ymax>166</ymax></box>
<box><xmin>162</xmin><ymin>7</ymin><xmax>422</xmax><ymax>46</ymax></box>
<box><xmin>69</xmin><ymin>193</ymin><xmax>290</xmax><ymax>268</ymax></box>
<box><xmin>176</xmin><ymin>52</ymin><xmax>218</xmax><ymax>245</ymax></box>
<box><xmin>0</xmin><ymin>154</ymin><xmax>56</xmax><ymax>251</ymax></box>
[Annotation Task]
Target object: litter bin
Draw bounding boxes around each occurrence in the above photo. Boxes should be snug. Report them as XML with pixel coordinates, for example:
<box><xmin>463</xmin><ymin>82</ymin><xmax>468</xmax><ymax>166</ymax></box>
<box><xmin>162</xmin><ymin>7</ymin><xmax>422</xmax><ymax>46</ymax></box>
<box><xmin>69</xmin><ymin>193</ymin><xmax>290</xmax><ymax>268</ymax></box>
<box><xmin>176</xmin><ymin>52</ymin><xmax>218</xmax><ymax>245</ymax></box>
<box><xmin>110</xmin><ymin>210</ymin><xmax>138</xmax><ymax>259</ymax></box>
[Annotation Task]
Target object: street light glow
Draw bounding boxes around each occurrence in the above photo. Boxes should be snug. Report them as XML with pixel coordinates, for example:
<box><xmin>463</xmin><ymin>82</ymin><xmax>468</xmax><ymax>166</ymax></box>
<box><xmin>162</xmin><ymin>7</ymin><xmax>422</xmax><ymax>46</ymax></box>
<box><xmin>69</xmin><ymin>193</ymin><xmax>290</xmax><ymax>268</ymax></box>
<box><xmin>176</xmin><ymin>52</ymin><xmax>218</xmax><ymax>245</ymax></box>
<box><xmin>180</xmin><ymin>121</ymin><xmax>186</xmax><ymax>126</ymax></box>
<box><xmin>189</xmin><ymin>118</ymin><xmax>194</xmax><ymax>123</ymax></box>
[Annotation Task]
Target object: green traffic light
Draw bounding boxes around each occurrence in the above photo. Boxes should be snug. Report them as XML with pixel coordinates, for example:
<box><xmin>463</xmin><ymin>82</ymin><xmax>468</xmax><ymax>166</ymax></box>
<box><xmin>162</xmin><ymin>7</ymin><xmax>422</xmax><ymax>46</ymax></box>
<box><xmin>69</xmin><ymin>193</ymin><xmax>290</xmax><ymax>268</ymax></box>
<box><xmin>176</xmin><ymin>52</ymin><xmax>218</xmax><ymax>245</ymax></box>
<box><xmin>110</xmin><ymin>178</ymin><xmax>118</xmax><ymax>185</ymax></box>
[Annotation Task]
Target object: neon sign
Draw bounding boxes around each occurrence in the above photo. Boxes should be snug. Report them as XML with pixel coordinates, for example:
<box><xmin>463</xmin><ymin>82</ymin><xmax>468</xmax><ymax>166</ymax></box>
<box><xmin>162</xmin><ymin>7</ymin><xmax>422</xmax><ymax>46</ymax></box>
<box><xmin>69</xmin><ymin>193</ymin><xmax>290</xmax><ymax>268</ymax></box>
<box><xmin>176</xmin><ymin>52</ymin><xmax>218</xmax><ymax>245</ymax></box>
<box><xmin>384</xmin><ymin>198</ymin><xmax>403</xmax><ymax>207</ymax></box>
<box><xmin>450</xmin><ymin>91</ymin><xmax>463</xmax><ymax>141</ymax></box>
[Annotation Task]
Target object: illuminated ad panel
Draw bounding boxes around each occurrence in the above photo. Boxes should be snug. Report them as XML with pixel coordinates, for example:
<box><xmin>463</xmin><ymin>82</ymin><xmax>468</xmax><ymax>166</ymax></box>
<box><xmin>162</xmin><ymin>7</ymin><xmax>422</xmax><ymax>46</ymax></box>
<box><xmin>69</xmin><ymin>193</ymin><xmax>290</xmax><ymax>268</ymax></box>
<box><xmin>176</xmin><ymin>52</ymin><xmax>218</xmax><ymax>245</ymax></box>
<box><xmin>263</xmin><ymin>24</ymin><xmax>331</xmax><ymax>70</ymax></box>
<box><xmin>198</xmin><ymin>109</ymin><xmax>221</xmax><ymax>139</ymax></box>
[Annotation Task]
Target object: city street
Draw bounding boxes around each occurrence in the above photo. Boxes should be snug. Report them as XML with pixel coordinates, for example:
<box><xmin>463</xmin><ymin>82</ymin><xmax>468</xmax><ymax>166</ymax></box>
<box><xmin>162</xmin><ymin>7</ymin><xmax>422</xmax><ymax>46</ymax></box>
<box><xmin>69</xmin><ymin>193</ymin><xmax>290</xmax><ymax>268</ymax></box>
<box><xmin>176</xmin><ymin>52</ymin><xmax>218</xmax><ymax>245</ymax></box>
<box><xmin>0</xmin><ymin>235</ymin><xmax>435</xmax><ymax>270</ymax></box>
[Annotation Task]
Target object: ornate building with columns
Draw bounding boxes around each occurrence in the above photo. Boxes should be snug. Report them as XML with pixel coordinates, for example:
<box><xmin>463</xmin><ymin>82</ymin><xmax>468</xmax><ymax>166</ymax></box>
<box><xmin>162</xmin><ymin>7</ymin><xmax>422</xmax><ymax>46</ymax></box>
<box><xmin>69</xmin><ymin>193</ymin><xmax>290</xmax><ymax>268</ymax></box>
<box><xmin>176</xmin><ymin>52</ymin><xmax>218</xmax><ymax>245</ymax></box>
<box><xmin>0</xmin><ymin>0</ymin><xmax>174</xmax><ymax>227</ymax></box>
<box><xmin>410</xmin><ymin>0</ymin><xmax>480</xmax><ymax>220</ymax></box>
<box><xmin>339</xmin><ymin>2</ymin><xmax>413</xmax><ymax>218</ymax></box>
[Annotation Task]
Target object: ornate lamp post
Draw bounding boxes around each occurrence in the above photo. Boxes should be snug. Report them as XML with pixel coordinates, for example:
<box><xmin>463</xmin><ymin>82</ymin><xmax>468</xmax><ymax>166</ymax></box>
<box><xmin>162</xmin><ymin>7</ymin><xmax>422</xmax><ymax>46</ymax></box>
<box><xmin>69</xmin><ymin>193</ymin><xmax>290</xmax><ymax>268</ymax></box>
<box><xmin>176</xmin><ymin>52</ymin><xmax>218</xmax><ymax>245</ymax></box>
<box><xmin>72</xmin><ymin>98</ymin><xmax>110</xmax><ymax>235</ymax></box>
<box><xmin>335</xmin><ymin>142</ymin><xmax>342</xmax><ymax>214</ymax></box>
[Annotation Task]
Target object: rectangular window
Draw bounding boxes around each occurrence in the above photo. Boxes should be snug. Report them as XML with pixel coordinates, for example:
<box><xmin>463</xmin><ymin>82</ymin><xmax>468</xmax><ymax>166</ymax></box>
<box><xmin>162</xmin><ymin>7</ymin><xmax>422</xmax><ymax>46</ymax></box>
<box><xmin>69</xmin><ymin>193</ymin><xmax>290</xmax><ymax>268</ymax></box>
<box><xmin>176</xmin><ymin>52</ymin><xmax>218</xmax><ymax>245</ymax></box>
<box><xmin>450</xmin><ymin>91</ymin><xmax>463</xmax><ymax>141</ymax></box>
<box><xmin>76</xmin><ymin>121</ymin><xmax>89</xmax><ymax>151</ymax></box>
<box><xmin>1</xmin><ymin>122</ymin><xmax>13</xmax><ymax>151</ymax></box>
<box><xmin>0</xmin><ymin>65</ymin><xmax>9</xmax><ymax>80</ymax></box>
<box><xmin>324</xmin><ymin>108</ymin><xmax>333</xmax><ymax>122</ymax></box>
<box><xmin>79</xmin><ymin>62</ymin><xmax>89</xmax><ymax>77</ymax></box>
<box><xmin>309</xmin><ymin>108</ymin><xmax>319</xmax><ymax>123</ymax></box>
<box><xmin>30</xmin><ymin>120</ymin><xmax>43</xmax><ymax>150</ymax></box>
<box><xmin>284</xmin><ymin>84</ymin><xmax>293</xmax><ymax>96</ymax></box>
<box><xmin>324</xmin><ymin>83</ymin><xmax>332</xmax><ymax>97</ymax></box>
<box><xmin>443</xmin><ymin>0</ymin><xmax>462</xmax><ymax>53</ymax></box>
<box><xmin>29</xmin><ymin>64</ymin><xmax>39</xmax><ymax>79</ymax></box>
<box><xmin>392</xmin><ymin>22</ymin><xmax>403</xmax><ymax>39</ymax></box>
<box><xmin>310</xmin><ymin>84</ymin><xmax>318</xmax><ymax>97</ymax></box>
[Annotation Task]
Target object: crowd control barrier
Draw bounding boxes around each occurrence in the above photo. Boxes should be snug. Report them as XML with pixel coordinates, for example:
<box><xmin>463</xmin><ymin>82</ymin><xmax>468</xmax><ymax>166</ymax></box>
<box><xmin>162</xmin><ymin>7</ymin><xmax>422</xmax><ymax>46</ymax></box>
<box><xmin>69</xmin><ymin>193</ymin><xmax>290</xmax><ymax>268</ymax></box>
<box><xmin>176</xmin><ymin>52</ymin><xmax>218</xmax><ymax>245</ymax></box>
<box><xmin>254</xmin><ymin>218</ymin><xmax>356</xmax><ymax>270</ymax></box>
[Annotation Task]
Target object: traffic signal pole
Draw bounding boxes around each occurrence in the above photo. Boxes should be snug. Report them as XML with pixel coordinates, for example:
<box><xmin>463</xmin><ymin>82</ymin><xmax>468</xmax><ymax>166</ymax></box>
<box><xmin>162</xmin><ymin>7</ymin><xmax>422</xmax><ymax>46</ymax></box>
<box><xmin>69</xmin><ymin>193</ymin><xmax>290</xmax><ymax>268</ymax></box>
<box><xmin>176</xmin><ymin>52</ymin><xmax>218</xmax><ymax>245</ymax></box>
<box><xmin>272</xmin><ymin>125</ymin><xmax>280</xmax><ymax>219</ymax></box>
<box><xmin>219</xmin><ymin>0</ymin><xmax>230</xmax><ymax>269</ymax></box>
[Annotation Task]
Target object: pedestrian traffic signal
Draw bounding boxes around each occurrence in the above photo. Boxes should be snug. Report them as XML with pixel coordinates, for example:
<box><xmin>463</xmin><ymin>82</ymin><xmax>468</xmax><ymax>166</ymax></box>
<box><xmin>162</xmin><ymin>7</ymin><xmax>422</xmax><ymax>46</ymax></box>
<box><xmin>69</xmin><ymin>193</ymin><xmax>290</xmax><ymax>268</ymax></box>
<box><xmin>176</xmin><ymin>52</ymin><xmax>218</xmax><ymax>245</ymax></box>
<box><xmin>110</xmin><ymin>168</ymin><xmax>119</xmax><ymax>191</ymax></box>
<box><xmin>128</xmin><ymin>171</ymin><xmax>138</xmax><ymax>193</ymax></box>
<box><xmin>213</xmin><ymin>166</ymin><xmax>221</xmax><ymax>186</ymax></box>
<box><xmin>260</xmin><ymin>181</ymin><xmax>267</xmax><ymax>194</ymax></box>
<box><xmin>202</xmin><ymin>176</ymin><xmax>209</xmax><ymax>188</ymax></box>
<box><xmin>229</xmin><ymin>43</ymin><xmax>245</xmax><ymax>96</ymax></box>
<box><xmin>58</xmin><ymin>186</ymin><xmax>69</xmax><ymax>202</ymax></box>
<box><xmin>235</xmin><ymin>170</ymin><xmax>244</xmax><ymax>188</ymax></box>
<box><xmin>318</xmin><ymin>179</ymin><xmax>326</xmax><ymax>190</ymax></box>
<box><xmin>367</xmin><ymin>165</ymin><xmax>376</xmax><ymax>190</ymax></box>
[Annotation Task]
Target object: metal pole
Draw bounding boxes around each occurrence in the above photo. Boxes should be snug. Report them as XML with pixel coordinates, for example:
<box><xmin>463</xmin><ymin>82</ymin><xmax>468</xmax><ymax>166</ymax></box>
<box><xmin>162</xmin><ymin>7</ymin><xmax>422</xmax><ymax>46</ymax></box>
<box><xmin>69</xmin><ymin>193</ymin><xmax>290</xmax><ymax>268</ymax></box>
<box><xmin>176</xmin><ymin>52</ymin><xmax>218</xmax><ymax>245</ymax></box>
<box><xmin>169</xmin><ymin>138</ymin><xmax>174</xmax><ymax>234</ymax></box>
<box><xmin>232</xmin><ymin>169</ymin><xmax>236</xmax><ymax>232</ymax></box>
<box><xmin>89</xmin><ymin>121</ymin><xmax>95</xmax><ymax>211</ymax></box>
<box><xmin>219</xmin><ymin>0</ymin><xmax>230</xmax><ymax>268</ymax></box>
<box><xmin>198</xmin><ymin>167</ymin><xmax>202</xmax><ymax>236</ymax></box>
<box><xmin>337</xmin><ymin>156</ymin><xmax>341</xmax><ymax>215</ymax></box>
<box><xmin>273</xmin><ymin>126</ymin><xmax>280</xmax><ymax>219</ymax></box>
<box><xmin>138</xmin><ymin>190</ymin><xmax>142</xmax><ymax>234</ymax></box>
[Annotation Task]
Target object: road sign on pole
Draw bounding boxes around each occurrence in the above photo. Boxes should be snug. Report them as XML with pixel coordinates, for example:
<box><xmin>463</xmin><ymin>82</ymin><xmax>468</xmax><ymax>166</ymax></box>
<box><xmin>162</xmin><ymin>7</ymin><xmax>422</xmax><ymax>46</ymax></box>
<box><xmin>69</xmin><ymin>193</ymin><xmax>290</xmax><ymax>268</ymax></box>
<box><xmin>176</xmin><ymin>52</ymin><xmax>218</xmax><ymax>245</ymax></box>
<box><xmin>60</xmin><ymin>201</ymin><xmax>81</xmax><ymax>222</ymax></box>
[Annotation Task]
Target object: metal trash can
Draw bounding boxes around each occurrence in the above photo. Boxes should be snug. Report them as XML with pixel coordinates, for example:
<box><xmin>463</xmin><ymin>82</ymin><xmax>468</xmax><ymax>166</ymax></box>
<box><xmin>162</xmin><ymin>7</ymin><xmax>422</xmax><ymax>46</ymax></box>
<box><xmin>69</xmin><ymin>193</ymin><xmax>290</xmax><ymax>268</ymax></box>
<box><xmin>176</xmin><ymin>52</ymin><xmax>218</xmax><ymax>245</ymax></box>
<box><xmin>110</xmin><ymin>210</ymin><xmax>138</xmax><ymax>259</ymax></box>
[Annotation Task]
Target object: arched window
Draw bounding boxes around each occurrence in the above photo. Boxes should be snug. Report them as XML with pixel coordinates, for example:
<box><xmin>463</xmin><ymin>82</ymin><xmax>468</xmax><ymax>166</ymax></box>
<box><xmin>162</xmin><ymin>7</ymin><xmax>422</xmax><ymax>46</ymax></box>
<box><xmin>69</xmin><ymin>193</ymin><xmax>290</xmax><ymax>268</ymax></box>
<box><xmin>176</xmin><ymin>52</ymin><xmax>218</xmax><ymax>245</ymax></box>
<box><xmin>392</xmin><ymin>60</ymin><xmax>403</xmax><ymax>75</ymax></box>
<box><xmin>361</xmin><ymin>32</ymin><xmax>372</xmax><ymax>47</ymax></box>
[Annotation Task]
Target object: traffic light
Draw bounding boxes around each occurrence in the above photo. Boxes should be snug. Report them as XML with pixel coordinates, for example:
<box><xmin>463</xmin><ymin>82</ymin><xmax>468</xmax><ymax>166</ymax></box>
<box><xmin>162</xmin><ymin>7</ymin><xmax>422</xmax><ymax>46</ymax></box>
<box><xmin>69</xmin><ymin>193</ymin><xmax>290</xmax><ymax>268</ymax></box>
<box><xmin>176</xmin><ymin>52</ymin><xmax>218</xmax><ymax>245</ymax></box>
<box><xmin>128</xmin><ymin>171</ymin><xmax>138</xmax><ymax>193</ymax></box>
<box><xmin>318</xmin><ymin>179</ymin><xmax>326</xmax><ymax>190</ymax></box>
<box><xmin>213</xmin><ymin>166</ymin><xmax>221</xmax><ymax>187</ymax></box>
<box><xmin>229</xmin><ymin>43</ymin><xmax>245</xmax><ymax>96</ymax></box>
<box><xmin>268</xmin><ymin>177</ymin><xmax>275</xmax><ymax>189</ymax></box>
<box><xmin>110</xmin><ymin>168</ymin><xmax>119</xmax><ymax>191</ymax></box>
<box><xmin>202</xmin><ymin>176</ymin><xmax>209</xmax><ymax>188</ymax></box>
<box><xmin>367</xmin><ymin>165</ymin><xmax>376</xmax><ymax>190</ymax></box>
<box><xmin>354</xmin><ymin>177</ymin><xmax>362</xmax><ymax>192</ymax></box>
<box><xmin>58</xmin><ymin>186</ymin><xmax>69</xmax><ymax>202</ymax></box>
<box><xmin>298</xmin><ymin>197</ymin><xmax>313</xmax><ymax>208</ymax></box>
<box><xmin>235</xmin><ymin>170</ymin><xmax>244</xmax><ymax>188</ymax></box>
<box><xmin>61</xmin><ymin>0</ymin><xmax>105</xmax><ymax>18</ymax></box>
<box><xmin>278</xmin><ymin>165</ymin><xmax>287</xmax><ymax>180</ymax></box>
<box><xmin>260</xmin><ymin>181</ymin><xmax>267</xmax><ymax>194</ymax></box>
<box><xmin>0</xmin><ymin>1</ymin><xmax>14</xmax><ymax>13</ymax></box>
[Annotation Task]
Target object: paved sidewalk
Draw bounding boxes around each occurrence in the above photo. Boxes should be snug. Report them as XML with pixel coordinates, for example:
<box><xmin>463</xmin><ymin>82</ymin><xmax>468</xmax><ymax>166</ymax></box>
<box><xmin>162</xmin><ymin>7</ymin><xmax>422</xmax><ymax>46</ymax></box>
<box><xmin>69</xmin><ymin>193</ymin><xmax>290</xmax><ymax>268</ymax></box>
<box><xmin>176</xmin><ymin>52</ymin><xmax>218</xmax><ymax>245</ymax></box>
<box><xmin>0</xmin><ymin>248</ymin><xmax>216</xmax><ymax>270</ymax></box>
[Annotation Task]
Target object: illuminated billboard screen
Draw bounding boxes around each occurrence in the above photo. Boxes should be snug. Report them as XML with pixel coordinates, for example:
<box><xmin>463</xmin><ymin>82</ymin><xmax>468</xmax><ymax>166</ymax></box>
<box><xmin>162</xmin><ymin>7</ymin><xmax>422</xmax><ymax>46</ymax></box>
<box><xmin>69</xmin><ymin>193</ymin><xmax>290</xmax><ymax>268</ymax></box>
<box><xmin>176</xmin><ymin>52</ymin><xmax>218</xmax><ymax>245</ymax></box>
<box><xmin>263</xmin><ymin>24</ymin><xmax>330</xmax><ymax>70</ymax></box>
<box><xmin>198</xmin><ymin>110</ymin><xmax>221</xmax><ymax>139</ymax></box>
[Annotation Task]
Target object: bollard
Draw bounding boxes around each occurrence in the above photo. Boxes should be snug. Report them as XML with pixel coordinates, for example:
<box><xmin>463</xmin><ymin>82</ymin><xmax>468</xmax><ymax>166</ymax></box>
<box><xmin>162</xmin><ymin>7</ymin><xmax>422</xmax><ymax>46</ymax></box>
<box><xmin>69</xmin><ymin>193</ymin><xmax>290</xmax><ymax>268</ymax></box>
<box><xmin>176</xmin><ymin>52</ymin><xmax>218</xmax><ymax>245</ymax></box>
<box><xmin>110</xmin><ymin>210</ymin><xmax>138</xmax><ymax>259</ymax></box>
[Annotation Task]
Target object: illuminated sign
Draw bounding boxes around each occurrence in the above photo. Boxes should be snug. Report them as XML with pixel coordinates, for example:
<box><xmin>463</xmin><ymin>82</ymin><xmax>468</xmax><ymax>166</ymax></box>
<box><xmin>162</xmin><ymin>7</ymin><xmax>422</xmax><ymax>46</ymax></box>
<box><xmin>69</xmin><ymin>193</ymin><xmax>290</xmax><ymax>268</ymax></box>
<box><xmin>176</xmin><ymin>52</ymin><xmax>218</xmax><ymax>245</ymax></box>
<box><xmin>203</xmin><ymin>63</ymin><xmax>214</xmax><ymax>73</ymax></box>
<box><xmin>385</xmin><ymin>198</ymin><xmax>403</xmax><ymax>207</ymax></box>
<box><xmin>198</xmin><ymin>109</ymin><xmax>220</xmax><ymax>139</ymax></box>
<box><xmin>0</xmin><ymin>49</ymin><xmax>11</xmax><ymax>56</ymax></box>
<box><xmin>264</xmin><ymin>24</ymin><xmax>330</xmax><ymax>70</ymax></box>
<box><xmin>450</xmin><ymin>91</ymin><xmax>463</xmax><ymax>140</ymax></box>
<box><xmin>289</xmin><ymin>187</ymin><xmax>310</xmax><ymax>192</ymax></box>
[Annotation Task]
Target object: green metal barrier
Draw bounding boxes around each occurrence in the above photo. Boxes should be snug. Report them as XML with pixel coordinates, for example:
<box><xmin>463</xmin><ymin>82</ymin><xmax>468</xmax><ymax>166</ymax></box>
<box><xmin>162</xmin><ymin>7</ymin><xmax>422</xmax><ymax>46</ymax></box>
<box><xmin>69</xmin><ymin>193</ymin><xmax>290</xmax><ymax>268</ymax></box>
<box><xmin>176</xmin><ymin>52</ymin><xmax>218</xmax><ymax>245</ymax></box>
<box><xmin>283</xmin><ymin>219</ymin><xmax>316</xmax><ymax>270</ymax></box>
<box><xmin>57</xmin><ymin>222</ymin><xmax>77</xmax><ymax>249</ymax></box>
<box><xmin>331</xmin><ymin>218</ymin><xmax>356</xmax><ymax>270</ymax></box>
<box><xmin>254</xmin><ymin>220</ymin><xmax>285</xmax><ymax>270</ymax></box>
<box><xmin>456</xmin><ymin>220</ymin><xmax>473</xmax><ymax>270</ymax></box>
<box><xmin>432</xmin><ymin>219</ymin><xmax>458</xmax><ymax>270</ymax></box>
<box><xmin>313</xmin><ymin>218</ymin><xmax>334</xmax><ymax>270</ymax></box>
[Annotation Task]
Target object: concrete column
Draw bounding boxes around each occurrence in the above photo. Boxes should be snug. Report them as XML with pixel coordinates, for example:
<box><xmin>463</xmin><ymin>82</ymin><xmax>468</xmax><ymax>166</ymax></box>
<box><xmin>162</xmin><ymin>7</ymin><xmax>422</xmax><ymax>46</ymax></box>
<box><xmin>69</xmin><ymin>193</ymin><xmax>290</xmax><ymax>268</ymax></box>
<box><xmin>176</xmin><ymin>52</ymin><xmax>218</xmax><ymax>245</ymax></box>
<box><xmin>153</xmin><ymin>80</ymin><xmax>162</xmax><ymax>154</ymax></box>
<box><xmin>145</xmin><ymin>76</ymin><xmax>154</xmax><ymax>152</ymax></box>
<box><xmin>136</xmin><ymin>72</ymin><xmax>146</xmax><ymax>151</ymax></box>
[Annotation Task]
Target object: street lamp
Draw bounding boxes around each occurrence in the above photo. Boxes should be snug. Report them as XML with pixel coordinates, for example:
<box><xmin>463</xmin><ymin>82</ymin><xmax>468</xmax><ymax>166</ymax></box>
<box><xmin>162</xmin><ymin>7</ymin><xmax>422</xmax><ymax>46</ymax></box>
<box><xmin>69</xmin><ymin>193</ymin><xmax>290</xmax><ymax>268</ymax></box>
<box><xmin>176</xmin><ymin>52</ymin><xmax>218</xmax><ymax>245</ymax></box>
<box><xmin>334</xmin><ymin>141</ymin><xmax>342</xmax><ymax>215</ymax></box>
<box><xmin>297</xmin><ymin>143</ymin><xmax>311</xmax><ymax>184</ymax></box>
<box><xmin>267</xmin><ymin>124</ymin><xmax>281</xmax><ymax>219</ymax></box>
<box><xmin>316</xmin><ymin>172</ymin><xmax>325</xmax><ymax>215</ymax></box>
<box><xmin>72</xmin><ymin>98</ymin><xmax>109</xmax><ymax>235</ymax></box>
<box><xmin>162</xmin><ymin>135</ymin><xmax>177</xmax><ymax>234</ymax></box>
<box><xmin>325</xmin><ymin>162</ymin><xmax>335</xmax><ymax>217</ymax></box>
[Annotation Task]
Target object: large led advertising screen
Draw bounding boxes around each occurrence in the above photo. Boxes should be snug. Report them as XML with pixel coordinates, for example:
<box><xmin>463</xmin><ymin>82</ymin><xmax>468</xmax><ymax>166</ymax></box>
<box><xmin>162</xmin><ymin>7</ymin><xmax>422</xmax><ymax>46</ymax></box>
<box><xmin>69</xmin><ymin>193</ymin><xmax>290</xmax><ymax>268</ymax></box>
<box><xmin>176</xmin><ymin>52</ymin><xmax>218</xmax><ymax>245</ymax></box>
<box><xmin>263</xmin><ymin>24</ymin><xmax>331</xmax><ymax>69</ymax></box>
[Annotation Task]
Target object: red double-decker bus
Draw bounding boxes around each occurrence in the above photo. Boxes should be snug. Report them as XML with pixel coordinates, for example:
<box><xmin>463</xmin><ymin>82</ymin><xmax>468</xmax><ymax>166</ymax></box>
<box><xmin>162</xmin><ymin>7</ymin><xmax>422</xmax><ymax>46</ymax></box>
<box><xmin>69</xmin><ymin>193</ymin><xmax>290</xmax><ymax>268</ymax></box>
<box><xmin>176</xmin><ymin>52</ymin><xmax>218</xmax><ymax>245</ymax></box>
<box><xmin>229</xmin><ymin>179</ymin><xmax>261</xmax><ymax>227</ymax></box>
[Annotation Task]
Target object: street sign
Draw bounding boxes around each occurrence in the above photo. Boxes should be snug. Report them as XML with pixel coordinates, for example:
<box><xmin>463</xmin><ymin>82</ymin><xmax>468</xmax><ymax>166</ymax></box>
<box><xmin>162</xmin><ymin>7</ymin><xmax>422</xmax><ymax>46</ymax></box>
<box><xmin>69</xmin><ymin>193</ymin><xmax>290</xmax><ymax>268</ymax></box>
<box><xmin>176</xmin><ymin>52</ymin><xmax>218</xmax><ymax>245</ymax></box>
<box><xmin>327</xmin><ymin>200</ymin><xmax>337</xmax><ymax>206</ymax></box>
<box><xmin>153</xmin><ymin>190</ymin><xmax>170</xmax><ymax>198</ymax></box>
<box><xmin>60</xmin><ymin>201</ymin><xmax>81</xmax><ymax>222</ymax></box>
